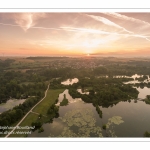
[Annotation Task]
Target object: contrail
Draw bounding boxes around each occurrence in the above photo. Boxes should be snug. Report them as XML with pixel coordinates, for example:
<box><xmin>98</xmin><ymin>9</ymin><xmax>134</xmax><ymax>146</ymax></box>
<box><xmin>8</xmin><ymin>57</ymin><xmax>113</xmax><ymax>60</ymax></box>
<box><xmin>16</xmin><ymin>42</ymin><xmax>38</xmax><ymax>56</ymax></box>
<box><xmin>0</xmin><ymin>22</ymin><xmax>150</xmax><ymax>41</ymax></box>
<box><xmin>86</xmin><ymin>14</ymin><xmax>133</xmax><ymax>34</ymax></box>
<box><xmin>61</xmin><ymin>26</ymin><xmax>150</xmax><ymax>41</ymax></box>
<box><xmin>102</xmin><ymin>12</ymin><xmax>150</xmax><ymax>27</ymax></box>
<box><xmin>0</xmin><ymin>22</ymin><xmax>62</xmax><ymax>31</ymax></box>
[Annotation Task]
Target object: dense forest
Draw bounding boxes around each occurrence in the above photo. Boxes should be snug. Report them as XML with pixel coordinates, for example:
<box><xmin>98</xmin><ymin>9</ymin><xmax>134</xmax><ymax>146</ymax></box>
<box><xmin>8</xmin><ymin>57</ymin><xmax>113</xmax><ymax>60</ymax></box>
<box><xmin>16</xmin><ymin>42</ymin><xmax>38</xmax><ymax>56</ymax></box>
<box><xmin>0</xmin><ymin>70</ymin><xmax>47</xmax><ymax>103</ymax></box>
<box><xmin>67</xmin><ymin>77</ymin><xmax>139</xmax><ymax>108</ymax></box>
<box><xmin>1</xmin><ymin>57</ymin><xmax>150</xmax><ymax>136</ymax></box>
<box><xmin>1</xmin><ymin>58</ymin><xmax>149</xmax><ymax>106</ymax></box>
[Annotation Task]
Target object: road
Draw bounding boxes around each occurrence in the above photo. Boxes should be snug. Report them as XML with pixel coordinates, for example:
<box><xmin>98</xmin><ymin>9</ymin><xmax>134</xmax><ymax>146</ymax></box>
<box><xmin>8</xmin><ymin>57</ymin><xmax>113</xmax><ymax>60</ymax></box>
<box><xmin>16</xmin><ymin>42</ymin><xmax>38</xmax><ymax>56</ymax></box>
<box><xmin>5</xmin><ymin>83</ymin><xmax>50</xmax><ymax>138</ymax></box>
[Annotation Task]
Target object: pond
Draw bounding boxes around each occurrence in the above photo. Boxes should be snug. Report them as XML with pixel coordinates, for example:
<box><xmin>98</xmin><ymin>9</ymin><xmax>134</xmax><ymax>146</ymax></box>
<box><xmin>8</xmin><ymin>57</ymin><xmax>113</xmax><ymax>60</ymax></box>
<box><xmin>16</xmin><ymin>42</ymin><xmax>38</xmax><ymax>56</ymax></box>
<box><xmin>115</xmin><ymin>74</ymin><xmax>150</xmax><ymax>84</ymax></box>
<box><xmin>61</xmin><ymin>78</ymin><xmax>79</xmax><ymax>85</ymax></box>
<box><xmin>0</xmin><ymin>99</ymin><xmax>26</xmax><ymax>114</ymax></box>
<box><xmin>56</xmin><ymin>89</ymin><xmax>82</xmax><ymax>106</ymax></box>
<box><xmin>136</xmin><ymin>87</ymin><xmax>150</xmax><ymax>99</ymax></box>
<box><xmin>113</xmin><ymin>75</ymin><xmax>131</xmax><ymax>78</ymax></box>
<box><xmin>77</xmin><ymin>89</ymin><xmax>89</xmax><ymax>95</ymax></box>
<box><xmin>113</xmin><ymin>74</ymin><xmax>145</xmax><ymax>79</ymax></box>
<box><xmin>29</xmin><ymin>87</ymin><xmax>150</xmax><ymax>137</ymax></box>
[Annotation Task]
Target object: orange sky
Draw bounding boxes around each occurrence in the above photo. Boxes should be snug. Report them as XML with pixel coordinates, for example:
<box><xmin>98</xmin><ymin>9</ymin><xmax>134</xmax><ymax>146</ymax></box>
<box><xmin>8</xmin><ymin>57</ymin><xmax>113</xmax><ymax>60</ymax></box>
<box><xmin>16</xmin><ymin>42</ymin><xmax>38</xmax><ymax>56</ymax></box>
<box><xmin>1</xmin><ymin>12</ymin><xmax>150</xmax><ymax>57</ymax></box>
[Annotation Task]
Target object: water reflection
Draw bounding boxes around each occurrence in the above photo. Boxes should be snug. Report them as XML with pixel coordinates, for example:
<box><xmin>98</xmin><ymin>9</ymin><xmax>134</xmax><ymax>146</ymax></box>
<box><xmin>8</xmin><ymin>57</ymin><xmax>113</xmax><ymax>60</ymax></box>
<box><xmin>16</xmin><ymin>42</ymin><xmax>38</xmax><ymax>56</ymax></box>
<box><xmin>0</xmin><ymin>99</ymin><xmax>26</xmax><ymax>113</ymax></box>
<box><xmin>29</xmin><ymin>88</ymin><xmax>150</xmax><ymax>137</ymax></box>
<box><xmin>28</xmin><ymin>74</ymin><xmax>150</xmax><ymax>137</ymax></box>
<box><xmin>100</xmin><ymin>100</ymin><xmax>150</xmax><ymax>137</ymax></box>
<box><xmin>113</xmin><ymin>75</ymin><xmax>131</xmax><ymax>78</ymax></box>
<box><xmin>61</xmin><ymin>78</ymin><xmax>79</xmax><ymax>85</ymax></box>
<box><xmin>136</xmin><ymin>87</ymin><xmax>150</xmax><ymax>99</ymax></box>
<box><xmin>123</xmin><ymin>74</ymin><xmax>150</xmax><ymax>84</ymax></box>
<box><xmin>124</xmin><ymin>80</ymin><xmax>141</xmax><ymax>84</ymax></box>
<box><xmin>132</xmin><ymin>74</ymin><xmax>143</xmax><ymax>79</ymax></box>
<box><xmin>56</xmin><ymin>89</ymin><xmax>82</xmax><ymax>106</ymax></box>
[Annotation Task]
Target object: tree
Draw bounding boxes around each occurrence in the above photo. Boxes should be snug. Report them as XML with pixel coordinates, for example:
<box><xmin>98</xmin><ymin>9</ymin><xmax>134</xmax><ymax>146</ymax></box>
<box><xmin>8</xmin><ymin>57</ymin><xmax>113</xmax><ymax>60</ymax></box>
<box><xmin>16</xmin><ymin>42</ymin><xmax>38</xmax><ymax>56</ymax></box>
<box><xmin>89</xmin><ymin>90</ymin><xmax>95</xmax><ymax>96</ymax></box>
<box><xmin>102</xmin><ymin>124</ymin><xmax>106</xmax><ymax>130</ymax></box>
<box><xmin>60</xmin><ymin>94</ymin><xmax>68</xmax><ymax>106</ymax></box>
<box><xmin>144</xmin><ymin>131</ymin><xmax>150</xmax><ymax>137</ymax></box>
<box><xmin>15</xmin><ymin>109</ymin><xmax>23</xmax><ymax>120</ymax></box>
<box><xmin>147</xmin><ymin>95</ymin><xmax>150</xmax><ymax>100</ymax></box>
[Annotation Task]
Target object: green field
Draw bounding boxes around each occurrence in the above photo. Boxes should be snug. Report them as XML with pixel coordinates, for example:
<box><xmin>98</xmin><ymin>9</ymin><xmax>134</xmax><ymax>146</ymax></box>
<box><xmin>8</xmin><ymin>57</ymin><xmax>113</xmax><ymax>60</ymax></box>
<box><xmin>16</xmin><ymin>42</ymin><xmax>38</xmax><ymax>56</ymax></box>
<box><xmin>33</xmin><ymin>89</ymin><xmax>64</xmax><ymax>115</ymax></box>
<box><xmin>9</xmin><ymin>113</ymin><xmax>38</xmax><ymax>137</ymax></box>
<box><xmin>8</xmin><ymin>88</ymin><xmax>65</xmax><ymax>137</ymax></box>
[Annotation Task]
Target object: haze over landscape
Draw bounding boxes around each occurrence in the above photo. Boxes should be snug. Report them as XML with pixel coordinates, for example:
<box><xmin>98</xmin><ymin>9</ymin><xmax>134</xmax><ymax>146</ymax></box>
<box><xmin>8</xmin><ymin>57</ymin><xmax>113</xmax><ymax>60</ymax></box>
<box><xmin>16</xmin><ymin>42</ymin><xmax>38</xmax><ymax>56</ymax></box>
<box><xmin>1</xmin><ymin>12</ymin><xmax>150</xmax><ymax>57</ymax></box>
<box><xmin>2</xmin><ymin>12</ymin><xmax>150</xmax><ymax>138</ymax></box>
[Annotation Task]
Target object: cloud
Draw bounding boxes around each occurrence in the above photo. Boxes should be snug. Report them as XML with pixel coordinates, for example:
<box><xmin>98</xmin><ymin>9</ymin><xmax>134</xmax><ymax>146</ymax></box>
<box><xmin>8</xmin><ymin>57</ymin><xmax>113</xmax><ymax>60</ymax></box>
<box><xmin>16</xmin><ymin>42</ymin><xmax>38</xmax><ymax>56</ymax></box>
<box><xmin>86</xmin><ymin>14</ymin><xmax>133</xmax><ymax>34</ymax></box>
<box><xmin>102</xmin><ymin>12</ymin><xmax>150</xmax><ymax>27</ymax></box>
<box><xmin>60</xmin><ymin>26</ymin><xmax>111</xmax><ymax>34</ymax></box>
<box><xmin>0</xmin><ymin>22</ymin><xmax>62</xmax><ymax>31</ymax></box>
<box><xmin>14</xmin><ymin>13</ymin><xmax>34</xmax><ymax>31</ymax></box>
<box><xmin>133</xmin><ymin>34</ymin><xmax>150</xmax><ymax>41</ymax></box>
<box><xmin>6</xmin><ymin>13</ymin><xmax>46</xmax><ymax>31</ymax></box>
<box><xmin>0</xmin><ymin>22</ymin><xmax>115</xmax><ymax>34</ymax></box>
<box><xmin>1</xmin><ymin>21</ymin><xmax>150</xmax><ymax>42</ymax></box>
<box><xmin>61</xmin><ymin>26</ymin><xmax>150</xmax><ymax>41</ymax></box>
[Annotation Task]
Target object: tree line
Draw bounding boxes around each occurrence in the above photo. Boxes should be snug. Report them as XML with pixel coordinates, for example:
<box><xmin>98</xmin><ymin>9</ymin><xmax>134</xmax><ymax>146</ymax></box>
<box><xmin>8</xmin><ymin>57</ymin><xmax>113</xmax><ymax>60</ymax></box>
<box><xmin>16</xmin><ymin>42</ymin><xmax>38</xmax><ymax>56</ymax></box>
<box><xmin>68</xmin><ymin>77</ymin><xmax>139</xmax><ymax>108</ymax></box>
<box><xmin>0</xmin><ymin>96</ymin><xmax>44</xmax><ymax>135</ymax></box>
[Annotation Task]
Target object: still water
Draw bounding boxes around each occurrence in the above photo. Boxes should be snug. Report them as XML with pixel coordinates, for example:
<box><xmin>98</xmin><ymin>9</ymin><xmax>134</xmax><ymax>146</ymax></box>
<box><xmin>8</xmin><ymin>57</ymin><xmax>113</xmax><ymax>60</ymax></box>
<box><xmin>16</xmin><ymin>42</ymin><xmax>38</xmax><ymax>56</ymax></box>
<box><xmin>0</xmin><ymin>99</ymin><xmax>26</xmax><ymax>114</ymax></box>
<box><xmin>29</xmin><ymin>87</ymin><xmax>150</xmax><ymax>137</ymax></box>
<box><xmin>61</xmin><ymin>78</ymin><xmax>79</xmax><ymax>85</ymax></box>
<box><xmin>136</xmin><ymin>87</ymin><xmax>150</xmax><ymax>99</ymax></box>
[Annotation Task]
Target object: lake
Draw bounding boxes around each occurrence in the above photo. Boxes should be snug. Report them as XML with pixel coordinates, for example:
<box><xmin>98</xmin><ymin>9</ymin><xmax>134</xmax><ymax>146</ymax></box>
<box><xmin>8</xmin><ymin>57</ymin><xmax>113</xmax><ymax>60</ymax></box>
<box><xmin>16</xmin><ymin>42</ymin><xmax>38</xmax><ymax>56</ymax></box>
<box><xmin>61</xmin><ymin>78</ymin><xmax>79</xmax><ymax>85</ymax></box>
<box><xmin>136</xmin><ymin>87</ymin><xmax>150</xmax><ymax>99</ymax></box>
<box><xmin>29</xmin><ymin>86</ymin><xmax>150</xmax><ymax>137</ymax></box>
<box><xmin>56</xmin><ymin>89</ymin><xmax>82</xmax><ymax>106</ymax></box>
<box><xmin>0</xmin><ymin>99</ymin><xmax>26</xmax><ymax>114</ymax></box>
<box><xmin>113</xmin><ymin>74</ymin><xmax>150</xmax><ymax>84</ymax></box>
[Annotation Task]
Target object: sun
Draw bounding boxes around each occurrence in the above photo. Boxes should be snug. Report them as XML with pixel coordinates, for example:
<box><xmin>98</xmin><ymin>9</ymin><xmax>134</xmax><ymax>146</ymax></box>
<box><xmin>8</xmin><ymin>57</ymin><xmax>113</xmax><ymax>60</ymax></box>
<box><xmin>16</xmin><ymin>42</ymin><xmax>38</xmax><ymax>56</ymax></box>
<box><xmin>84</xmin><ymin>49</ymin><xmax>93</xmax><ymax>55</ymax></box>
<box><xmin>85</xmin><ymin>53</ymin><xmax>91</xmax><ymax>57</ymax></box>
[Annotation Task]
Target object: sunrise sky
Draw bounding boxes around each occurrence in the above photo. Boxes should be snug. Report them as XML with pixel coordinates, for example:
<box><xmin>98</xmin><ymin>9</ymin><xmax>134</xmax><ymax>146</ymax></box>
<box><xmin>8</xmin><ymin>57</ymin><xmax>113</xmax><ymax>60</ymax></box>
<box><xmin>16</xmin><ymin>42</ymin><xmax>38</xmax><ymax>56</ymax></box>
<box><xmin>1</xmin><ymin>12</ymin><xmax>150</xmax><ymax>57</ymax></box>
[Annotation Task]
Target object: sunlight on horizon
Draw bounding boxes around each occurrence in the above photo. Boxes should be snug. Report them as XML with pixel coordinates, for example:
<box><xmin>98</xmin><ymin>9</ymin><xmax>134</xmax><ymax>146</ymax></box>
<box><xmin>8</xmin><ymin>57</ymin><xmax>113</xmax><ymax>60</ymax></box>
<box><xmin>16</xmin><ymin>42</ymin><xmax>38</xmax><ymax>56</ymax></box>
<box><xmin>1</xmin><ymin>12</ymin><xmax>150</xmax><ymax>56</ymax></box>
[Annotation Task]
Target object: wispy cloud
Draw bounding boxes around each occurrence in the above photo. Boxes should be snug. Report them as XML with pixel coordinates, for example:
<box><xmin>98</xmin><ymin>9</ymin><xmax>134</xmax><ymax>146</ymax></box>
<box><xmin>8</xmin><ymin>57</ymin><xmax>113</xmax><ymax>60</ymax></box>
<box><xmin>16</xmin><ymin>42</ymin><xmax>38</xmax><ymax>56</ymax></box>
<box><xmin>1</xmin><ymin>13</ymin><xmax>150</xmax><ymax>56</ymax></box>
<box><xmin>60</xmin><ymin>26</ymin><xmax>111</xmax><ymax>34</ymax></box>
<box><xmin>61</xmin><ymin>26</ymin><xmax>150</xmax><ymax>41</ymax></box>
<box><xmin>103</xmin><ymin>12</ymin><xmax>150</xmax><ymax>27</ymax></box>
<box><xmin>86</xmin><ymin>14</ymin><xmax>133</xmax><ymax>34</ymax></box>
<box><xmin>6</xmin><ymin>13</ymin><xmax>46</xmax><ymax>31</ymax></box>
<box><xmin>0</xmin><ymin>22</ymin><xmax>62</xmax><ymax>31</ymax></box>
<box><xmin>0</xmin><ymin>22</ymin><xmax>114</xmax><ymax>34</ymax></box>
<box><xmin>1</xmin><ymin>21</ymin><xmax>150</xmax><ymax>42</ymax></box>
<box><xmin>14</xmin><ymin>13</ymin><xmax>34</xmax><ymax>31</ymax></box>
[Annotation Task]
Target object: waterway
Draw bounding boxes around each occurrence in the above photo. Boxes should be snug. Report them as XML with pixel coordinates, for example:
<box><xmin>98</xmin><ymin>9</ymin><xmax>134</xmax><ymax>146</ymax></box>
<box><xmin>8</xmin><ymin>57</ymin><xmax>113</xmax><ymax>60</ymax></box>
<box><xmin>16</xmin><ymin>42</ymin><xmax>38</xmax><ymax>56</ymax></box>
<box><xmin>29</xmin><ymin>86</ymin><xmax>150</xmax><ymax>137</ymax></box>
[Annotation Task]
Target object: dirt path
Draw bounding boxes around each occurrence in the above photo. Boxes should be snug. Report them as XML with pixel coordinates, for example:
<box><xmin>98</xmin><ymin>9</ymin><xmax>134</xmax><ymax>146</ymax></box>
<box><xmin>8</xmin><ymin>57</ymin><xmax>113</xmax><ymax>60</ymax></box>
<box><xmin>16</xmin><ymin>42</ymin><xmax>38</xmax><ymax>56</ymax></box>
<box><xmin>5</xmin><ymin>83</ymin><xmax>50</xmax><ymax>138</ymax></box>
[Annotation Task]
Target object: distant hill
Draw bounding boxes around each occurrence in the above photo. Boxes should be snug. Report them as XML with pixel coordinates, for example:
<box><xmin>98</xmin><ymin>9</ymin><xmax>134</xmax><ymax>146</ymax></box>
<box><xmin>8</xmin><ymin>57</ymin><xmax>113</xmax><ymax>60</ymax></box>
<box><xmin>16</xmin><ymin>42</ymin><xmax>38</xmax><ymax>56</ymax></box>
<box><xmin>26</xmin><ymin>56</ymin><xmax>69</xmax><ymax>60</ymax></box>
